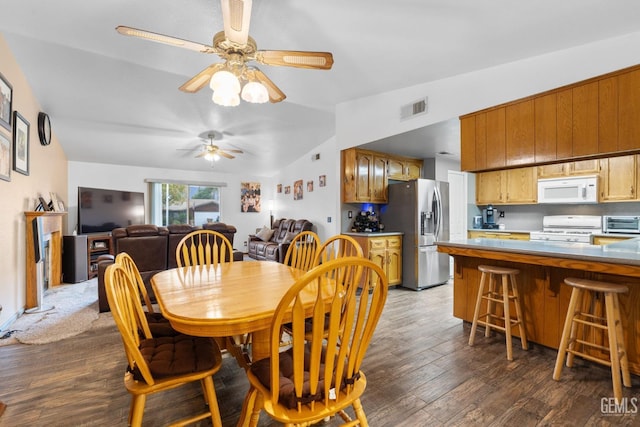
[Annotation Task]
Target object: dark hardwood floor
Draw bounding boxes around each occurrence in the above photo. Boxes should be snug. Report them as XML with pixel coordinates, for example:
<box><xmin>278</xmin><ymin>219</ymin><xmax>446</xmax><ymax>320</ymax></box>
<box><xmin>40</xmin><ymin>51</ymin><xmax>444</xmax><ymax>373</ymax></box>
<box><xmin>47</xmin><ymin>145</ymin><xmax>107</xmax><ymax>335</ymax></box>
<box><xmin>1</xmin><ymin>282</ymin><xmax>638</xmax><ymax>426</ymax></box>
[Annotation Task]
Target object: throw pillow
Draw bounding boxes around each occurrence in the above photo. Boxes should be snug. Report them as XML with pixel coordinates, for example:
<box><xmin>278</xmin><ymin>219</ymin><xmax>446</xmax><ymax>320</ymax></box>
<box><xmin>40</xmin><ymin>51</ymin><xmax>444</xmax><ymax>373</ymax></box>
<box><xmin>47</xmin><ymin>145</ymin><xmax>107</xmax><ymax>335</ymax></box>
<box><xmin>282</xmin><ymin>231</ymin><xmax>297</xmax><ymax>244</ymax></box>
<box><xmin>256</xmin><ymin>226</ymin><xmax>274</xmax><ymax>242</ymax></box>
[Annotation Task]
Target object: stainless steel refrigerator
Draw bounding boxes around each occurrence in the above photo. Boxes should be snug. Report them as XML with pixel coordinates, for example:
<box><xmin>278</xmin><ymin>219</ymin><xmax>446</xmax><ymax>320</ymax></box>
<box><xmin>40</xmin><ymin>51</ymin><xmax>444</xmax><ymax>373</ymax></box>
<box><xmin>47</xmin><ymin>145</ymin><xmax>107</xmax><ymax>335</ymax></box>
<box><xmin>383</xmin><ymin>179</ymin><xmax>450</xmax><ymax>290</ymax></box>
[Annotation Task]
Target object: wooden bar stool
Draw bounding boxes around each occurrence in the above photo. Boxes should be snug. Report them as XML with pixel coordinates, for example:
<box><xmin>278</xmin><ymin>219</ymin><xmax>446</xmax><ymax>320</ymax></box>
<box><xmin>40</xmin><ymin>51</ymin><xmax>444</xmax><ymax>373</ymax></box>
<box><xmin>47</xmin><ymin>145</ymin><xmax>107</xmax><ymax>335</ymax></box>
<box><xmin>553</xmin><ymin>277</ymin><xmax>631</xmax><ymax>404</ymax></box>
<box><xmin>469</xmin><ymin>264</ymin><xmax>528</xmax><ymax>360</ymax></box>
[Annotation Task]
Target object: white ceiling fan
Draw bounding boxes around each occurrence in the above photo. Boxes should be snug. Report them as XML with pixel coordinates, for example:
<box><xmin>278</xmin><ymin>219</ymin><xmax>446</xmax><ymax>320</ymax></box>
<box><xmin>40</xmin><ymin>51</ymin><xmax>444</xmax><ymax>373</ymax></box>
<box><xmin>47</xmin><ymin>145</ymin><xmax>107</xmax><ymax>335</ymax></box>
<box><xmin>192</xmin><ymin>132</ymin><xmax>243</xmax><ymax>161</ymax></box>
<box><xmin>116</xmin><ymin>0</ymin><xmax>334</xmax><ymax>105</ymax></box>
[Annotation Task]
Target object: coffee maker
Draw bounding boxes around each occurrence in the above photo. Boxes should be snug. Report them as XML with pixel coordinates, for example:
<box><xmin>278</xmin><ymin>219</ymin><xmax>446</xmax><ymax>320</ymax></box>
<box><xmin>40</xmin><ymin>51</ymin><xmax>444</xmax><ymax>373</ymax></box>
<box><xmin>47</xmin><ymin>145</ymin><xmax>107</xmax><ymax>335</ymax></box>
<box><xmin>482</xmin><ymin>204</ymin><xmax>499</xmax><ymax>229</ymax></box>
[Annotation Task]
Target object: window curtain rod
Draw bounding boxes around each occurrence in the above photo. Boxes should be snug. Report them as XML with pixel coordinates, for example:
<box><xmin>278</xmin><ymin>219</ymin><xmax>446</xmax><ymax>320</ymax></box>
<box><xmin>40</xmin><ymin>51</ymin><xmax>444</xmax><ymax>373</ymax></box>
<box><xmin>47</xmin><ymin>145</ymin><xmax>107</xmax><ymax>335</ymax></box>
<box><xmin>144</xmin><ymin>178</ymin><xmax>228</xmax><ymax>187</ymax></box>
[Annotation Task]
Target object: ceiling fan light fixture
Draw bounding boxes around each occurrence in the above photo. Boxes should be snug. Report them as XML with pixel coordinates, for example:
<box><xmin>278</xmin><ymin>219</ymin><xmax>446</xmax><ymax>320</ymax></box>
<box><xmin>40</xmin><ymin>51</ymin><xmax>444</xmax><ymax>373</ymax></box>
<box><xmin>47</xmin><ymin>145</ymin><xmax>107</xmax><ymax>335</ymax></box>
<box><xmin>209</xmin><ymin>70</ymin><xmax>240</xmax><ymax>93</ymax></box>
<box><xmin>212</xmin><ymin>88</ymin><xmax>241</xmax><ymax>106</ymax></box>
<box><xmin>241</xmin><ymin>81</ymin><xmax>269</xmax><ymax>103</ymax></box>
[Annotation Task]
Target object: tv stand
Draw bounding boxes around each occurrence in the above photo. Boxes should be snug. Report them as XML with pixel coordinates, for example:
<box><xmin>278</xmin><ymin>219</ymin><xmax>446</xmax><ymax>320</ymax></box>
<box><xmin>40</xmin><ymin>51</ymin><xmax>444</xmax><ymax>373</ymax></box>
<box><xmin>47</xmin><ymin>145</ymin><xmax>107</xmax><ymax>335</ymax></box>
<box><xmin>87</xmin><ymin>234</ymin><xmax>112</xmax><ymax>279</ymax></box>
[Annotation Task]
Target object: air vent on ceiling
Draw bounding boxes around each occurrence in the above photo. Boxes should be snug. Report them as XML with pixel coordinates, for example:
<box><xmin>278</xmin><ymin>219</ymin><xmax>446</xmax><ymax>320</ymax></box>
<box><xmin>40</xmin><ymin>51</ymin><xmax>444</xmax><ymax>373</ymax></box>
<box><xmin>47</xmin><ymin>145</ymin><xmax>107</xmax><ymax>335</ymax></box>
<box><xmin>400</xmin><ymin>97</ymin><xmax>428</xmax><ymax>121</ymax></box>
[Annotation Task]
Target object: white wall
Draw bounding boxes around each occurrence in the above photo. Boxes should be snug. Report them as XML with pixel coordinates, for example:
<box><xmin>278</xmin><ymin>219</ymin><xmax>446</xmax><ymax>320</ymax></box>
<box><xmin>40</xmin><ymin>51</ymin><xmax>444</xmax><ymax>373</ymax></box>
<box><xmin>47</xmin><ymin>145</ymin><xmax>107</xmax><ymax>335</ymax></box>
<box><xmin>269</xmin><ymin>137</ymin><xmax>340</xmax><ymax>241</ymax></box>
<box><xmin>336</xmin><ymin>32</ymin><xmax>640</xmax><ymax>150</ymax></box>
<box><xmin>67</xmin><ymin>161</ymin><xmax>274</xmax><ymax>251</ymax></box>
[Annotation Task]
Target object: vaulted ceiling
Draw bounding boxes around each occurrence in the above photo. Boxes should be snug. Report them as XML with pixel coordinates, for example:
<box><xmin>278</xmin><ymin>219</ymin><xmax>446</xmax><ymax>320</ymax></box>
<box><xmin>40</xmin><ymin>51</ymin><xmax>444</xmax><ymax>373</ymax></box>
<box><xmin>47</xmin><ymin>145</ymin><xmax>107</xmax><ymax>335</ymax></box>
<box><xmin>2</xmin><ymin>1</ymin><xmax>640</xmax><ymax>176</ymax></box>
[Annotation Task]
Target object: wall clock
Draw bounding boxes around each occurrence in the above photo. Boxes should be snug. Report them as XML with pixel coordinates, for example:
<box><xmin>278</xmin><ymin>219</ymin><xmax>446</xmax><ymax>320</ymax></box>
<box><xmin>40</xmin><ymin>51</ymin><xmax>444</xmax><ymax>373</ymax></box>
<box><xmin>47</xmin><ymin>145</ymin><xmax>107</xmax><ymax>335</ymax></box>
<box><xmin>38</xmin><ymin>112</ymin><xmax>51</xmax><ymax>146</ymax></box>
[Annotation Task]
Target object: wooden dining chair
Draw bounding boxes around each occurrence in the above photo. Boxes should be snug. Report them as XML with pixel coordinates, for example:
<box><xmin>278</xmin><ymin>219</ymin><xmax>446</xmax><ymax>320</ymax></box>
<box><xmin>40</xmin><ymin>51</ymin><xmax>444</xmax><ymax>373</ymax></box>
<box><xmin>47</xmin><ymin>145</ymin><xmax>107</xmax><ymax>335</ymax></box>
<box><xmin>114</xmin><ymin>252</ymin><xmax>177</xmax><ymax>337</ymax></box>
<box><xmin>104</xmin><ymin>263</ymin><xmax>223</xmax><ymax>427</ymax></box>
<box><xmin>175</xmin><ymin>229</ymin><xmax>234</xmax><ymax>268</ymax></box>
<box><xmin>314</xmin><ymin>234</ymin><xmax>364</xmax><ymax>265</ymax></box>
<box><xmin>283</xmin><ymin>230</ymin><xmax>321</xmax><ymax>271</ymax></box>
<box><xmin>242</xmin><ymin>257</ymin><xmax>388</xmax><ymax>426</ymax></box>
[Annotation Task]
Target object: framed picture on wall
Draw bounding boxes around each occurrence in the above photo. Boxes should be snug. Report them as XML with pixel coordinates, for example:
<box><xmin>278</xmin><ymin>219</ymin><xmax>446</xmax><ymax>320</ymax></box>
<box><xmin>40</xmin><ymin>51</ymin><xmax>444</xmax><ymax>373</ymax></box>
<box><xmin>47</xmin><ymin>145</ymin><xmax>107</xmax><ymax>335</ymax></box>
<box><xmin>0</xmin><ymin>132</ymin><xmax>11</xmax><ymax>181</ymax></box>
<box><xmin>13</xmin><ymin>111</ymin><xmax>29</xmax><ymax>175</ymax></box>
<box><xmin>0</xmin><ymin>72</ymin><xmax>12</xmax><ymax>132</ymax></box>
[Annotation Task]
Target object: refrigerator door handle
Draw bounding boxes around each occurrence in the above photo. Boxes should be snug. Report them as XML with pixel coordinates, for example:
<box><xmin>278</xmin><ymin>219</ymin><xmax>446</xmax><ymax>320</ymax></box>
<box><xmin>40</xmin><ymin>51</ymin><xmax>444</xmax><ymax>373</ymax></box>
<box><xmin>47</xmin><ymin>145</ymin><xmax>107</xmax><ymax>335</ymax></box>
<box><xmin>433</xmin><ymin>185</ymin><xmax>443</xmax><ymax>240</ymax></box>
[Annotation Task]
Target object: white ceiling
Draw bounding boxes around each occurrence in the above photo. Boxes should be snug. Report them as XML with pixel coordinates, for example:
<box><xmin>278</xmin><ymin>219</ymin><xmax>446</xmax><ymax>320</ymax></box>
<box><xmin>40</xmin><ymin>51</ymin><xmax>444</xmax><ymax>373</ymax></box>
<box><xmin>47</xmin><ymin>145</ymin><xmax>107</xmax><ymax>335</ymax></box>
<box><xmin>3</xmin><ymin>1</ymin><xmax>640</xmax><ymax>176</ymax></box>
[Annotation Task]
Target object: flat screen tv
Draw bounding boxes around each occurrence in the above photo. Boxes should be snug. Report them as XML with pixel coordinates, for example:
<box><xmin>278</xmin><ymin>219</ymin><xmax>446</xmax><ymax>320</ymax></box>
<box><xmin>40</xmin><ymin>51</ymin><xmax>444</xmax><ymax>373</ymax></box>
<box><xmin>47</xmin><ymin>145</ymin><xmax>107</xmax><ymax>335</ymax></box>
<box><xmin>77</xmin><ymin>187</ymin><xmax>145</xmax><ymax>234</ymax></box>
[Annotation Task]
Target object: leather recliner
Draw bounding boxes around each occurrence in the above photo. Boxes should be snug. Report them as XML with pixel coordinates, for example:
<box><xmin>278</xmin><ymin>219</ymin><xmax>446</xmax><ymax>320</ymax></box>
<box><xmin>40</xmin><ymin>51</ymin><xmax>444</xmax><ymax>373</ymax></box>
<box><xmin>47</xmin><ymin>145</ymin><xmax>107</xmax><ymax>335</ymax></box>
<box><xmin>97</xmin><ymin>222</ymin><xmax>242</xmax><ymax>312</ymax></box>
<box><xmin>247</xmin><ymin>218</ymin><xmax>313</xmax><ymax>263</ymax></box>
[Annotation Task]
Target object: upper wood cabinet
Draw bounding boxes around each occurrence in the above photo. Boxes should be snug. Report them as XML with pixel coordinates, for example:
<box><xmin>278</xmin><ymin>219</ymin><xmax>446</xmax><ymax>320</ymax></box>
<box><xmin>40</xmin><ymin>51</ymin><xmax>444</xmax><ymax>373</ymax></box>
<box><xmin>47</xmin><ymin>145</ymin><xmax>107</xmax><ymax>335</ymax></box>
<box><xmin>460</xmin><ymin>64</ymin><xmax>640</xmax><ymax>172</ymax></box>
<box><xmin>505</xmin><ymin>100</ymin><xmax>535</xmax><ymax>166</ymax></box>
<box><xmin>342</xmin><ymin>149</ymin><xmax>423</xmax><ymax>203</ymax></box>
<box><xmin>537</xmin><ymin>159</ymin><xmax>599</xmax><ymax>178</ymax></box>
<box><xmin>387</xmin><ymin>156</ymin><xmax>423</xmax><ymax>181</ymax></box>
<box><xmin>618</xmin><ymin>69</ymin><xmax>640</xmax><ymax>151</ymax></box>
<box><xmin>476</xmin><ymin>166</ymin><xmax>537</xmax><ymax>205</ymax></box>
<box><xmin>599</xmin><ymin>155</ymin><xmax>638</xmax><ymax>202</ymax></box>
<box><xmin>460</xmin><ymin>109</ymin><xmax>505</xmax><ymax>171</ymax></box>
<box><xmin>342</xmin><ymin>148</ymin><xmax>388</xmax><ymax>203</ymax></box>
<box><xmin>534</xmin><ymin>93</ymin><xmax>557</xmax><ymax>162</ymax></box>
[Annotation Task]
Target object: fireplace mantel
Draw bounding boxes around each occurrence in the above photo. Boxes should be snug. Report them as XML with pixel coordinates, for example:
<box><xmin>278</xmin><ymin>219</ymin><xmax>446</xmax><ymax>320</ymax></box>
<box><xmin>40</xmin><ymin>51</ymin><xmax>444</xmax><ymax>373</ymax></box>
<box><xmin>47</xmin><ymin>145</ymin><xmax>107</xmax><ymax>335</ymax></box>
<box><xmin>24</xmin><ymin>211</ymin><xmax>67</xmax><ymax>309</ymax></box>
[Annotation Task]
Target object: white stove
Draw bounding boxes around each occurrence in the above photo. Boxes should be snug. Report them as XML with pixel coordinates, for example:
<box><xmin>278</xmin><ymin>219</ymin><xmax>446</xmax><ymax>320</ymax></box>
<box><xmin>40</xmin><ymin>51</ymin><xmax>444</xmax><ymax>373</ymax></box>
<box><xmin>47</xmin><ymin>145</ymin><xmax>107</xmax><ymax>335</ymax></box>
<box><xmin>530</xmin><ymin>215</ymin><xmax>602</xmax><ymax>243</ymax></box>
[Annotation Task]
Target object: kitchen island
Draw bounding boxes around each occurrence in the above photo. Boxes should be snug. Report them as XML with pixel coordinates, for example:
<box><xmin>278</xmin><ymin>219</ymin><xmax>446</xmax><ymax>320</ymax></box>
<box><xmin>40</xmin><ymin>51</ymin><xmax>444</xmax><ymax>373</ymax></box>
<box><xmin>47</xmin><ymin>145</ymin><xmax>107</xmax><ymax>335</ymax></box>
<box><xmin>437</xmin><ymin>237</ymin><xmax>640</xmax><ymax>374</ymax></box>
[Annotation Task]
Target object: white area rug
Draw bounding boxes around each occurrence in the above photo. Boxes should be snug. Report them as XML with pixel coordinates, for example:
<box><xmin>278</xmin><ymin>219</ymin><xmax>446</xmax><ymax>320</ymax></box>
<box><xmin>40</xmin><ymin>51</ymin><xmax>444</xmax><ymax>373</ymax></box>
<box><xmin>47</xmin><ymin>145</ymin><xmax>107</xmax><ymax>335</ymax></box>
<box><xmin>0</xmin><ymin>279</ymin><xmax>114</xmax><ymax>346</ymax></box>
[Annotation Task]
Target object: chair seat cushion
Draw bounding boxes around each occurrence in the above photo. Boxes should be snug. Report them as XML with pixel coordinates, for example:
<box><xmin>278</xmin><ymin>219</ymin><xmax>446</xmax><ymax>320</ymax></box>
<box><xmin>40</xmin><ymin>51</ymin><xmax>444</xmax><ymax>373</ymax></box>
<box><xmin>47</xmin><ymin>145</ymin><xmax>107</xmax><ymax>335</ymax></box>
<box><xmin>144</xmin><ymin>312</ymin><xmax>180</xmax><ymax>337</ymax></box>
<box><xmin>133</xmin><ymin>335</ymin><xmax>219</xmax><ymax>381</ymax></box>
<box><xmin>251</xmin><ymin>348</ymin><xmax>327</xmax><ymax>409</ymax></box>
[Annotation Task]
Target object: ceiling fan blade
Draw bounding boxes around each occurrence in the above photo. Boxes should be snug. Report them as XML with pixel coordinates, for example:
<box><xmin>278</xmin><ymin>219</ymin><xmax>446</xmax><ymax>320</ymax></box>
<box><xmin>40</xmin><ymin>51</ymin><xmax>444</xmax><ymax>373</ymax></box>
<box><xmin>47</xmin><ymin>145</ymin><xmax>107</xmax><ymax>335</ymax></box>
<box><xmin>255</xmin><ymin>50</ymin><xmax>334</xmax><ymax>70</ymax></box>
<box><xmin>195</xmin><ymin>151</ymin><xmax>208</xmax><ymax>158</ymax></box>
<box><xmin>116</xmin><ymin>26</ymin><xmax>216</xmax><ymax>53</ymax></box>
<box><xmin>221</xmin><ymin>0</ymin><xmax>252</xmax><ymax>46</ymax></box>
<box><xmin>179</xmin><ymin>63</ymin><xmax>225</xmax><ymax>93</ymax></box>
<box><xmin>252</xmin><ymin>69</ymin><xmax>286</xmax><ymax>103</ymax></box>
<box><xmin>226</xmin><ymin>149</ymin><xmax>243</xmax><ymax>153</ymax></box>
<box><xmin>218</xmin><ymin>151</ymin><xmax>235</xmax><ymax>159</ymax></box>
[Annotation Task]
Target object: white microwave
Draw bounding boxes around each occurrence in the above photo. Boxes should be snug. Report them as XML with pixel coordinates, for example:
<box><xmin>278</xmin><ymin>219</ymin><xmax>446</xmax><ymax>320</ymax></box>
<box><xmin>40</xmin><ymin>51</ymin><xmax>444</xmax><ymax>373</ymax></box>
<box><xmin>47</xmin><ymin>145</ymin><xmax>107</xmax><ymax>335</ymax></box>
<box><xmin>537</xmin><ymin>175</ymin><xmax>598</xmax><ymax>204</ymax></box>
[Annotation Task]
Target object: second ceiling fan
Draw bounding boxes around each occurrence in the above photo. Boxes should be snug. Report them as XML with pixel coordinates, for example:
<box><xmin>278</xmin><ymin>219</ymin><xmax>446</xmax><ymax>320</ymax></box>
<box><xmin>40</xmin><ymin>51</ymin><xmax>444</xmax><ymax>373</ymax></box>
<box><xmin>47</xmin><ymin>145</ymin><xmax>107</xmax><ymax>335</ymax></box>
<box><xmin>195</xmin><ymin>133</ymin><xmax>243</xmax><ymax>161</ymax></box>
<box><xmin>116</xmin><ymin>0</ymin><xmax>334</xmax><ymax>105</ymax></box>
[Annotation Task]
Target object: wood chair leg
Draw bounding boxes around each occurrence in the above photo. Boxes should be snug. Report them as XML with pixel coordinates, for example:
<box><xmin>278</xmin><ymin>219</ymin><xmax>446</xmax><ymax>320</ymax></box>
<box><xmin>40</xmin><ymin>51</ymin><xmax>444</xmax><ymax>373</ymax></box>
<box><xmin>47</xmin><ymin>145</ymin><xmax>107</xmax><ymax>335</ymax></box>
<box><xmin>202</xmin><ymin>376</ymin><xmax>222</xmax><ymax>427</ymax></box>
<box><xmin>502</xmin><ymin>275</ymin><xmax>513</xmax><ymax>361</ymax></box>
<box><xmin>130</xmin><ymin>394</ymin><xmax>146</xmax><ymax>426</ymax></box>
<box><xmin>485</xmin><ymin>273</ymin><xmax>496</xmax><ymax>337</ymax></box>
<box><xmin>510</xmin><ymin>274</ymin><xmax>528</xmax><ymax>350</ymax></box>
<box><xmin>605</xmin><ymin>293</ymin><xmax>624</xmax><ymax>404</ymax></box>
<box><xmin>565</xmin><ymin>288</ymin><xmax>584</xmax><ymax>369</ymax></box>
<box><xmin>469</xmin><ymin>271</ymin><xmax>487</xmax><ymax>346</ymax></box>
<box><xmin>553</xmin><ymin>287</ymin><xmax>581</xmax><ymax>381</ymax></box>
<box><xmin>352</xmin><ymin>398</ymin><xmax>369</xmax><ymax>427</ymax></box>
<box><xmin>612</xmin><ymin>294</ymin><xmax>632</xmax><ymax>388</ymax></box>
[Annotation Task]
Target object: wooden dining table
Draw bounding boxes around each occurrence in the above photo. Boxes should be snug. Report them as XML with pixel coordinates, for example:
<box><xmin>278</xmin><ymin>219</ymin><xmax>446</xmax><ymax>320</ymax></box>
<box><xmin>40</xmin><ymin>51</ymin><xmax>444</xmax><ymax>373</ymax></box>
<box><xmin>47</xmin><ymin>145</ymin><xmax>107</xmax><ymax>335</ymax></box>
<box><xmin>151</xmin><ymin>260</ymin><xmax>307</xmax><ymax>363</ymax></box>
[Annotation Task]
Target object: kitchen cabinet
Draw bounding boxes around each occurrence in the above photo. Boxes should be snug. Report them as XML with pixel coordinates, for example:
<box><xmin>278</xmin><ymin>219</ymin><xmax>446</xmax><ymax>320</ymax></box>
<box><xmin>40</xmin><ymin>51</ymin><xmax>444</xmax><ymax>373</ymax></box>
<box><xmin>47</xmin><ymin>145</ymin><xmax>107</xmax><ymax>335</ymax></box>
<box><xmin>599</xmin><ymin>155</ymin><xmax>638</xmax><ymax>202</ymax></box>
<box><xmin>476</xmin><ymin>166</ymin><xmax>537</xmax><ymax>205</ymax></box>
<box><xmin>537</xmin><ymin>159</ymin><xmax>600</xmax><ymax>178</ymax></box>
<box><xmin>460</xmin><ymin>64</ymin><xmax>640</xmax><ymax>172</ymax></box>
<box><xmin>342</xmin><ymin>148</ymin><xmax>388</xmax><ymax>203</ymax></box>
<box><xmin>618</xmin><ymin>69</ymin><xmax>640</xmax><ymax>151</ymax></box>
<box><xmin>505</xmin><ymin>100</ymin><xmax>535</xmax><ymax>166</ymax></box>
<box><xmin>534</xmin><ymin>93</ymin><xmax>557</xmax><ymax>162</ymax></box>
<box><xmin>343</xmin><ymin>148</ymin><xmax>424</xmax><ymax>202</ymax></box>
<box><xmin>468</xmin><ymin>230</ymin><xmax>530</xmax><ymax>240</ymax></box>
<box><xmin>387</xmin><ymin>155</ymin><xmax>423</xmax><ymax>181</ymax></box>
<box><xmin>571</xmin><ymin>81</ymin><xmax>599</xmax><ymax>157</ymax></box>
<box><xmin>351</xmin><ymin>234</ymin><xmax>402</xmax><ymax>286</ymax></box>
<box><xmin>459</xmin><ymin>108</ymin><xmax>505</xmax><ymax>171</ymax></box>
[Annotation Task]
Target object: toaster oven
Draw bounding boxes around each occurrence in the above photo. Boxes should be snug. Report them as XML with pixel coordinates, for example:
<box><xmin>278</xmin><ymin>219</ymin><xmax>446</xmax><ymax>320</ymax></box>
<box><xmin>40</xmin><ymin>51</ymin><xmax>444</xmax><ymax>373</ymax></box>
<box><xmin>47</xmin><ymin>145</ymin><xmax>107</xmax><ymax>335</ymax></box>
<box><xmin>603</xmin><ymin>216</ymin><xmax>640</xmax><ymax>234</ymax></box>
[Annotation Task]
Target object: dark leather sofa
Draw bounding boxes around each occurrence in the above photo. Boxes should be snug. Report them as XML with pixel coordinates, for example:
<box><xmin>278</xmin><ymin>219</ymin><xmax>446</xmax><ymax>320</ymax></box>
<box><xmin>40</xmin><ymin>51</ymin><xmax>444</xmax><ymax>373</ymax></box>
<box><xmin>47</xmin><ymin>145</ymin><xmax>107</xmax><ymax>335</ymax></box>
<box><xmin>247</xmin><ymin>218</ymin><xmax>313</xmax><ymax>263</ymax></box>
<box><xmin>97</xmin><ymin>222</ymin><xmax>242</xmax><ymax>312</ymax></box>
